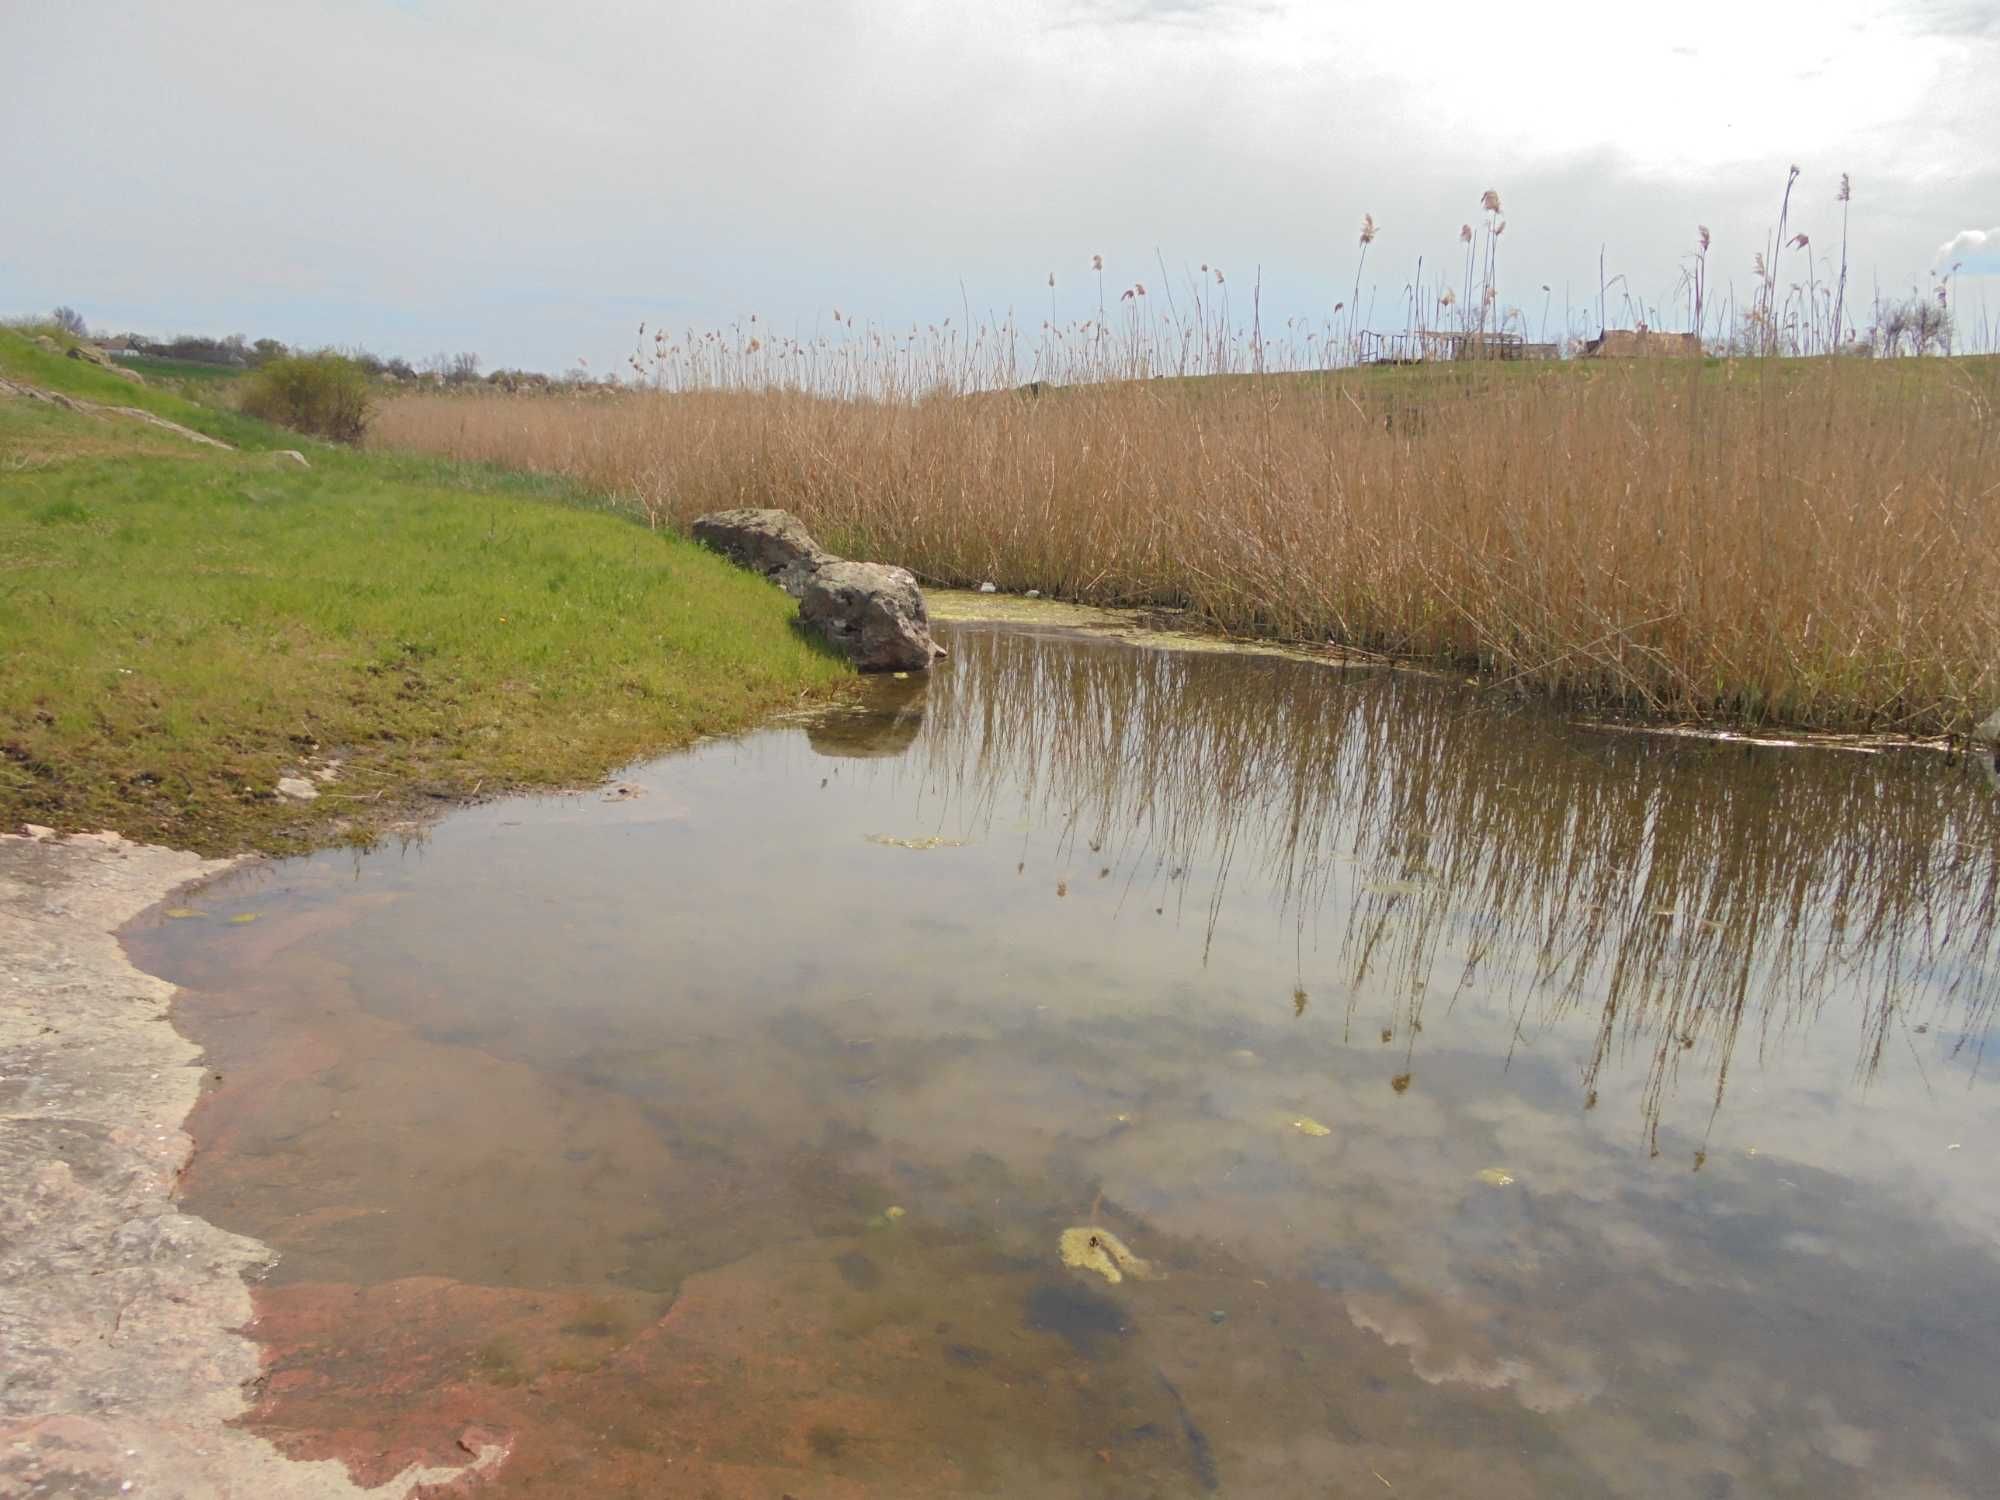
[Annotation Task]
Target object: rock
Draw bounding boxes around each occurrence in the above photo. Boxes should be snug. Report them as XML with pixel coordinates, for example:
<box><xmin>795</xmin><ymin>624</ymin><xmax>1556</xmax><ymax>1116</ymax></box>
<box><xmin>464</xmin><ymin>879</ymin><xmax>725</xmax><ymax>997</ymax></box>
<box><xmin>273</xmin><ymin>449</ymin><xmax>310</xmax><ymax>468</ymax></box>
<box><xmin>799</xmin><ymin>561</ymin><xmax>942</xmax><ymax>672</ymax></box>
<box><xmin>978</xmin><ymin>581</ymin><xmax>998</xmax><ymax>594</ymax></box>
<box><xmin>691</xmin><ymin>508</ymin><xmax>835</xmax><ymax>598</ymax></box>
<box><xmin>274</xmin><ymin>776</ymin><xmax>319</xmax><ymax>802</ymax></box>
<box><xmin>1975</xmin><ymin>708</ymin><xmax>2000</xmax><ymax>745</ymax></box>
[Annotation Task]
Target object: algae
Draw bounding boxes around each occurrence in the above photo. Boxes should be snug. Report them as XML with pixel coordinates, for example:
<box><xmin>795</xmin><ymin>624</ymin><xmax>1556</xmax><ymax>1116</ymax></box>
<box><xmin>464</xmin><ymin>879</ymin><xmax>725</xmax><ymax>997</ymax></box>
<box><xmin>1059</xmin><ymin>1226</ymin><xmax>1158</xmax><ymax>1284</ymax></box>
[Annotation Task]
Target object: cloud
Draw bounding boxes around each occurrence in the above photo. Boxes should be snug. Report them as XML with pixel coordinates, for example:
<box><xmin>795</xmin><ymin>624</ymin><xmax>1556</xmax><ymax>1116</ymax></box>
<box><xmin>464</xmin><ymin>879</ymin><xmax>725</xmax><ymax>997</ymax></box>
<box><xmin>1935</xmin><ymin>226</ymin><xmax>2000</xmax><ymax>270</ymax></box>
<box><xmin>1896</xmin><ymin>0</ymin><xmax>2000</xmax><ymax>39</ymax></box>
<box><xmin>1052</xmin><ymin>0</ymin><xmax>1276</xmax><ymax>27</ymax></box>
<box><xmin>3</xmin><ymin>0</ymin><xmax>1997</xmax><ymax>371</ymax></box>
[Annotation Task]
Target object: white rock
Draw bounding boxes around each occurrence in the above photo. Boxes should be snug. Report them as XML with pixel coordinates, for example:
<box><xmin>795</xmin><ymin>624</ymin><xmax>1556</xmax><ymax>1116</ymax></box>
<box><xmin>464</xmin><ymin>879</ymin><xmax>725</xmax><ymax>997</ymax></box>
<box><xmin>274</xmin><ymin>776</ymin><xmax>318</xmax><ymax>802</ymax></box>
<box><xmin>978</xmin><ymin>581</ymin><xmax>998</xmax><ymax>594</ymax></box>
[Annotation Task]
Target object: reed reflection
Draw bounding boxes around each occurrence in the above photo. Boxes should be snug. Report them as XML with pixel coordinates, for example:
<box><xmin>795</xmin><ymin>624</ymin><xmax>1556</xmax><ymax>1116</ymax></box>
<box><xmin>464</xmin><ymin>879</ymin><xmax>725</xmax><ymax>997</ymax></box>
<box><xmin>850</xmin><ymin>626</ymin><xmax>1999</xmax><ymax>1144</ymax></box>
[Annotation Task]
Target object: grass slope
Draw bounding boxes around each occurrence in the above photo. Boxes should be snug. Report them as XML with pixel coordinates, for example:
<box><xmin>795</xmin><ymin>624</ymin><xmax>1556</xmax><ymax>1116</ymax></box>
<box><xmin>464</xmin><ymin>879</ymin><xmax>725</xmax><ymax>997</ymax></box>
<box><xmin>0</xmin><ymin>331</ymin><xmax>847</xmax><ymax>854</ymax></box>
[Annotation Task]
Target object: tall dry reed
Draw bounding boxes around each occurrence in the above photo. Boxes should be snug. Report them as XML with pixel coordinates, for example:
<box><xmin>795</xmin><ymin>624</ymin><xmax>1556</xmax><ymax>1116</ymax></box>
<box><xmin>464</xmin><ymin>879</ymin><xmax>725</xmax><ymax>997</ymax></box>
<box><xmin>373</xmin><ymin>353</ymin><xmax>1999</xmax><ymax>735</ymax></box>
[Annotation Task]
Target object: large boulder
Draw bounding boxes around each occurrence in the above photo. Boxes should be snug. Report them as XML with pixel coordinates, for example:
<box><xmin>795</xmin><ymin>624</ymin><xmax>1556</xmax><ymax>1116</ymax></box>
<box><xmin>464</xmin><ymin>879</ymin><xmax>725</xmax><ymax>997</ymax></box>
<box><xmin>692</xmin><ymin>508</ymin><xmax>835</xmax><ymax>598</ymax></box>
<box><xmin>799</xmin><ymin>561</ymin><xmax>942</xmax><ymax>673</ymax></box>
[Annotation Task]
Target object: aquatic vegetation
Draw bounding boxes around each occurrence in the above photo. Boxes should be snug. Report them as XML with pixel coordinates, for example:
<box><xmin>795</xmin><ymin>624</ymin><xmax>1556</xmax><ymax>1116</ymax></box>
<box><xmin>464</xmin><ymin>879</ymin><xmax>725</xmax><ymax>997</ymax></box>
<box><xmin>1059</xmin><ymin>1226</ymin><xmax>1158</xmax><ymax>1284</ymax></box>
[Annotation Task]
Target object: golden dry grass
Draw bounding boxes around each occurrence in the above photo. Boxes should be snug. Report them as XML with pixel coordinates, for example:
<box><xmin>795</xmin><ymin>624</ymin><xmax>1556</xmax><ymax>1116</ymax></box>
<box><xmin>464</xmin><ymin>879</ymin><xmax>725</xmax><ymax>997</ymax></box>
<box><xmin>371</xmin><ymin>354</ymin><xmax>1999</xmax><ymax>735</ymax></box>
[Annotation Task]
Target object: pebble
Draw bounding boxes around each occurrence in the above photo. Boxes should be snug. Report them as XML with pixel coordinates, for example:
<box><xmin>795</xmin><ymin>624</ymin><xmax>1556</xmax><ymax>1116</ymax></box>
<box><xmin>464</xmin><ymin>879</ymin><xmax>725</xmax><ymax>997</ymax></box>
<box><xmin>978</xmin><ymin>581</ymin><xmax>997</xmax><ymax>593</ymax></box>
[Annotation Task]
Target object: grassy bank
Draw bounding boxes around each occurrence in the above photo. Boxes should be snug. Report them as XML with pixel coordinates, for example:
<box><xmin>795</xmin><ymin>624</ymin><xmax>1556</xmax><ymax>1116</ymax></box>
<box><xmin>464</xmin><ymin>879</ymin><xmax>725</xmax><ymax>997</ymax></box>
<box><xmin>373</xmin><ymin>353</ymin><xmax>1999</xmax><ymax>736</ymax></box>
<box><xmin>0</xmin><ymin>330</ymin><xmax>847</xmax><ymax>854</ymax></box>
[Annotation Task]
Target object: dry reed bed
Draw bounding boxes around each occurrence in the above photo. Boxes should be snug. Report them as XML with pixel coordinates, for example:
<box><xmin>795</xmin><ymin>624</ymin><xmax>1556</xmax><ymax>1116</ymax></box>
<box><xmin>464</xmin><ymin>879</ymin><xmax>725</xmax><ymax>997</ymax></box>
<box><xmin>371</xmin><ymin>359</ymin><xmax>1999</xmax><ymax>735</ymax></box>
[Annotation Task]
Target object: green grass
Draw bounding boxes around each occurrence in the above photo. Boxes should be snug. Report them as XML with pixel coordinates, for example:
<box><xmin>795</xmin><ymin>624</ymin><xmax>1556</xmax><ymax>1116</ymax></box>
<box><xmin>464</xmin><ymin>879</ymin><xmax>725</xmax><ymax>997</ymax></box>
<box><xmin>0</xmin><ymin>330</ymin><xmax>848</xmax><ymax>854</ymax></box>
<box><xmin>0</xmin><ymin>326</ymin><xmax>279</xmax><ymax>449</ymax></box>
<box><xmin>111</xmin><ymin>353</ymin><xmax>250</xmax><ymax>383</ymax></box>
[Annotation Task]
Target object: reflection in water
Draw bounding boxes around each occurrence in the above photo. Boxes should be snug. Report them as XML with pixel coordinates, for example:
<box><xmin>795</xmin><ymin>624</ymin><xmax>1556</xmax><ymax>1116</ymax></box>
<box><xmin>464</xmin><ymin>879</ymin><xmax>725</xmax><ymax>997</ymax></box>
<box><xmin>128</xmin><ymin>623</ymin><xmax>2000</xmax><ymax>1499</ymax></box>
<box><xmin>804</xmin><ymin>673</ymin><xmax>928</xmax><ymax>758</ymax></box>
<box><xmin>886</xmin><ymin>628</ymin><xmax>1998</xmax><ymax>1148</ymax></box>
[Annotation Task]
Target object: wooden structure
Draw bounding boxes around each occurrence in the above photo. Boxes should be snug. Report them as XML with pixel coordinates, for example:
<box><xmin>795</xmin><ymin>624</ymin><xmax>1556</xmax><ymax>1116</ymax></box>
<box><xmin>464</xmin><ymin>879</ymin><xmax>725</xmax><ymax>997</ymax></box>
<box><xmin>1362</xmin><ymin>330</ymin><xmax>1559</xmax><ymax>364</ymax></box>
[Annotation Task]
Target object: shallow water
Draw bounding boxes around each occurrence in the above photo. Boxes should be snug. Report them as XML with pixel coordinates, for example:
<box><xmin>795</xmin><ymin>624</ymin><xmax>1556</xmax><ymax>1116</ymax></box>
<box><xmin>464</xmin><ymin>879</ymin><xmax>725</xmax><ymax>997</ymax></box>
<box><xmin>130</xmin><ymin>623</ymin><xmax>2000</xmax><ymax>1498</ymax></box>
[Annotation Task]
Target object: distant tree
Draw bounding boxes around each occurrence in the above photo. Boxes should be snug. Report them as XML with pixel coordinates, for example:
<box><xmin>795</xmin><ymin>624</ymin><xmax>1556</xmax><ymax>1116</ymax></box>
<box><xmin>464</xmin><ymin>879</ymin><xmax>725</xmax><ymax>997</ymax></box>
<box><xmin>422</xmin><ymin>351</ymin><xmax>481</xmax><ymax>385</ymax></box>
<box><xmin>1869</xmin><ymin>293</ymin><xmax>1952</xmax><ymax>357</ymax></box>
<box><xmin>1910</xmin><ymin>290</ymin><xmax>1953</xmax><ymax>355</ymax></box>
<box><xmin>251</xmin><ymin>337</ymin><xmax>288</xmax><ymax>365</ymax></box>
<box><xmin>51</xmin><ymin>305</ymin><xmax>87</xmax><ymax>337</ymax></box>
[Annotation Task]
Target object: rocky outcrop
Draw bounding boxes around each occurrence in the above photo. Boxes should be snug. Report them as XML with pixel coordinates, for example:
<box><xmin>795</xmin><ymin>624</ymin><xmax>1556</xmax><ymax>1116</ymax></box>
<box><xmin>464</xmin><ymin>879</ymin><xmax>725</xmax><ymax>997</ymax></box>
<box><xmin>694</xmin><ymin>508</ymin><xmax>943</xmax><ymax>671</ymax></box>
<box><xmin>0</xmin><ymin>376</ymin><xmax>232</xmax><ymax>450</ymax></box>
<box><xmin>800</xmin><ymin>562</ymin><xmax>940</xmax><ymax>672</ymax></box>
<box><xmin>690</xmin><ymin>508</ymin><xmax>835</xmax><ymax>599</ymax></box>
<box><xmin>66</xmin><ymin>343</ymin><xmax>143</xmax><ymax>382</ymax></box>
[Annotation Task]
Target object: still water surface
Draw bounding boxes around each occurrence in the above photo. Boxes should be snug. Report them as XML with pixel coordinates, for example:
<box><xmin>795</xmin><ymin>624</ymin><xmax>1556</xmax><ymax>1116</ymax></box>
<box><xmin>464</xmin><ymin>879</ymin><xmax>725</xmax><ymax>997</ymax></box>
<box><xmin>130</xmin><ymin>623</ymin><xmax>2000</xmax><ymax>1497</ymax></box>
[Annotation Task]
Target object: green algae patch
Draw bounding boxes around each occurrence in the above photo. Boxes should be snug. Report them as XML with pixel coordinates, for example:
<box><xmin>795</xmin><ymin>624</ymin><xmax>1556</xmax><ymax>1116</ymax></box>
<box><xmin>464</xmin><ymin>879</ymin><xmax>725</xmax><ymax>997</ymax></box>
<box><xmin>928</xmin><ymin>589</ymin><xmax>1390</xmax><ymax>669</ymax></box>
<box><xmin>1059</xmin><ymin>1226</ymin><xmax>1159</xmax><ymax>1284</ymax></box>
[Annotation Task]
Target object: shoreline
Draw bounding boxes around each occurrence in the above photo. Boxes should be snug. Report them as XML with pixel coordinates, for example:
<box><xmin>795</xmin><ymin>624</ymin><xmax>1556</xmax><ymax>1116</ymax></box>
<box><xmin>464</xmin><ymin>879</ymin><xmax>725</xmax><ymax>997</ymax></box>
<box><xmin>0</xmin><ymin>829</ymin><xmax>504</xmax><ymax>1498</ymax></box>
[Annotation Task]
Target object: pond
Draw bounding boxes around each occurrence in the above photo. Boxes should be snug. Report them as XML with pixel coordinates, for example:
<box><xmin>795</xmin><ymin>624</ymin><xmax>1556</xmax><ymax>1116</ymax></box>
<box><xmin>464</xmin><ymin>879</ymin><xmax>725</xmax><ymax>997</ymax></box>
<box><xmin>127</xmin><ymin>621</ymin><xmax>2000</xmax><ymax>1498</ymax></box>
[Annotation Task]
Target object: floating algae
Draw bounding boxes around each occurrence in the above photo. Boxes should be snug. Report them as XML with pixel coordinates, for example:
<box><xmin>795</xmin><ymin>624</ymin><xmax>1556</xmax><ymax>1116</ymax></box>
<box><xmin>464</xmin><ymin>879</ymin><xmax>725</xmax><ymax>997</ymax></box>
<box><xmin>1475</xmin><ymin>1167</ymin><xmax>1516</xmax><ymax>1187</ymax></box>
<box><xmin>1291</xmin><ymin>1117</ymin><xmax>1333</xmax><ymax>1137</ymax></box>
<box><xmin>865</xmin><ymin>834</ymin><xmax>971</xmax><ymax>851</ymax></box>
<box><xmin>1059</xmin><ymin>1226</ymin><xmax>1159</xmax><ymax>1284</ymax></box>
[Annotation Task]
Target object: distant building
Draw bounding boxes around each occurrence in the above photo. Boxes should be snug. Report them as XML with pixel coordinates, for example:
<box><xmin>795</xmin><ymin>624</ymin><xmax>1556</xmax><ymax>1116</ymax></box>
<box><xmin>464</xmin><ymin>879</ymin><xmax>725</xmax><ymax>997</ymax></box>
<box><xmin>1581</xmin><ymin>328</ymin><xmax>1701</xmax><ymax>358</ymax></box>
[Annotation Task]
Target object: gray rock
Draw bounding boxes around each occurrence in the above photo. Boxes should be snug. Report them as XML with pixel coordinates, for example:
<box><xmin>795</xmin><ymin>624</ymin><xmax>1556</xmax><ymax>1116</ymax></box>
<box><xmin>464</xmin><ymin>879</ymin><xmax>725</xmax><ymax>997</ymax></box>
<box><xmin>1975</xmin><ymin>708</ymin><xmax>2000</xmax><ymax>745</ymax></box>
<box><xmin>800</xmin><ymin>561</ymin><xmax>942</xmax><ymax>672</ymax></box>
<box><xmin>692</xmin><ymin>508</ymin><xmax>836</xmax><ymax>598</ymax></box>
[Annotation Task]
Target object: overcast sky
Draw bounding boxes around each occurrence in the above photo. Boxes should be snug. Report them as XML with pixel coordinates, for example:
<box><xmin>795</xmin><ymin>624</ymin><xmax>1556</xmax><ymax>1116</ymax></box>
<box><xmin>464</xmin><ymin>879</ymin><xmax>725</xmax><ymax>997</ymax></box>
<box><xmin>4</xmin><ymin>0</ymin><xmax>1996</xmax><ymax>372</ymax></box>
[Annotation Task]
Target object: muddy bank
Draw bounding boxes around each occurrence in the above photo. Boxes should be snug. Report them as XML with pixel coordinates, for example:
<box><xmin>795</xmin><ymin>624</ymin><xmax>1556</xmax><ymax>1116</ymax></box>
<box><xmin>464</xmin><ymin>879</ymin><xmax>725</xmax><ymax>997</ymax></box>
<box><xmin>0</xmin><ymin>830</ymin><xmax>502</xmax><ymax>1498</ymax></box>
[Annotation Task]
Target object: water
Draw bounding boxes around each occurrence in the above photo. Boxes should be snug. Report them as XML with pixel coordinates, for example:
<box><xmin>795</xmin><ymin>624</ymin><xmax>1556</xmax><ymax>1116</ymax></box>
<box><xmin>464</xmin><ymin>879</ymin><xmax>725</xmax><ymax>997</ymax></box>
<box><xmin>128</xmin><ymin>623</ymin><xmax>2000</xmax><ymax>1498</ymax></box>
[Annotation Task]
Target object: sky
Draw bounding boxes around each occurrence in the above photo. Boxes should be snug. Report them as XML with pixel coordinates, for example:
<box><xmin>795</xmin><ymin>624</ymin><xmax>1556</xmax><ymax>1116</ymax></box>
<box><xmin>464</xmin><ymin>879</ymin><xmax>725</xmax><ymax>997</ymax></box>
<box><xmin>3</xmin><ymin>0</ymin><xmax>1996</xmax><ymax>373</ymax></box>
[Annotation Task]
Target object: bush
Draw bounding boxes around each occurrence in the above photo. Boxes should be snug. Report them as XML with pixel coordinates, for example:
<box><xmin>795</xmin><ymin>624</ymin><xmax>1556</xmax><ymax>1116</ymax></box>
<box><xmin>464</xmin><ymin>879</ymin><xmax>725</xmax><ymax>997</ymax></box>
<box><xmin>239</xmin><ymin>354</ymin><xmax>372</xmax><ymax>442</ymax></box>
